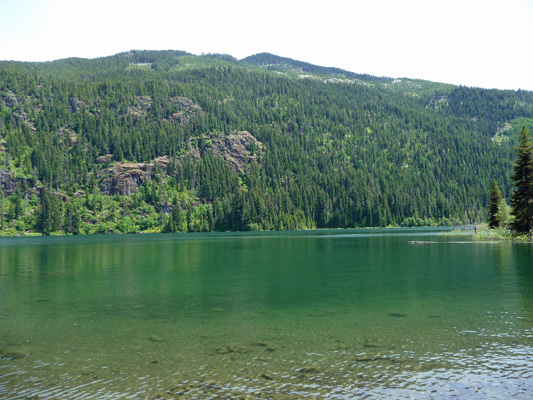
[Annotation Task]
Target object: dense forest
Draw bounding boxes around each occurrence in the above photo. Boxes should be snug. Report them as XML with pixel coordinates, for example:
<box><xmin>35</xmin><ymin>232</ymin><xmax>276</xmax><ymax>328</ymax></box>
<box><xmin>1</xmin><ymin>50</ymin><xmax>532</xmax><ymax>235</ymax></box>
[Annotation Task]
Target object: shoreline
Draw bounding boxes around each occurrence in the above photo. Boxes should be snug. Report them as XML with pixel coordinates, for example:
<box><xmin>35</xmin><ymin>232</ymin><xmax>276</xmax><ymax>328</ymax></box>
<box><xmin>1</xmin><ymin>225</ymin><xmax>454</xmax><ymax>238</ymax></box>
<box><xmin>442</xmin><ymin>227</ymin><xmax>533</xmax><ymax>243</ymax></box>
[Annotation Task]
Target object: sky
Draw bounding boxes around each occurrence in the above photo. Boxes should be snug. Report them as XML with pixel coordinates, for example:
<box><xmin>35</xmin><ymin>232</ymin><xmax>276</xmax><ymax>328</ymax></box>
<box><xmin>1</xmin><ymin>0</ymin><xmax>532</xmax><ymax>91</ymax></box>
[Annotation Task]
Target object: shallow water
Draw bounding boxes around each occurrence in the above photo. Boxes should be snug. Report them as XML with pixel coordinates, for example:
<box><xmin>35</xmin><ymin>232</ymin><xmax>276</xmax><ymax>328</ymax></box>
<box><xmin>1</xmin><ymin>229</ymin><xmax>532</xmax><ymax>399</ymax></box>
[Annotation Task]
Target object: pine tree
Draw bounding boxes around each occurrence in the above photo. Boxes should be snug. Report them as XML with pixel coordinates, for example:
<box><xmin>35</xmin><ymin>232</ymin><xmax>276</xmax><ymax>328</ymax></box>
<box><xmin>41</xmin><ymin>188</ymin><xmax>61</xmax><ymax>235</ymax></box>
<box><xmin>40</xmin><ymin>190</ymin><xmax>52</xmax><ymax>235</ymax></box>
<box><xmin>72</xmin><ymin>208</ymin><xmax>81</xmax><ymax>235</ymax></box>
<box><xmin>488</xmin><ymin>179</ymin><xmax>502</xmax><ymax>229</ymax></box>
<box><xmin>511</xmin><ymin>127</ymin><xmax>533</xmax><ymax>233</ymax></box>
<box><xmin>0</xmin><ymin>185</ymin><xmax>4</xmax><ymax>230</ymax></box>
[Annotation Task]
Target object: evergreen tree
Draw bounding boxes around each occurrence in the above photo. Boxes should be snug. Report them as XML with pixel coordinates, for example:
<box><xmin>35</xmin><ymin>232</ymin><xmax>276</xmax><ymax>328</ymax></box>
<box><xmin>488</xmin><ymin>179</ymin><xmax>502</xmax><ymax>229</ymax></box>
<box><xmin>1</xmin><ymin>51</ymin><xmax>533</xmax><ymax>235</ymax></box>
<box><xmin>0</xmin><ymin>186</ymin><xmax>4</xmax><ymax>230</ymax></box>
<box><xmin>72</xmin><ymin>208</ymin><xmax>81</xmax><ymax>235</ymax></box>
<box><xmin>495</xmin><ymin>198</ymin><xmax>512</xmax><ymax>229</ymax></box>
<box><xmin>41</xmin><ymin>188</ymin><xmax>61</xmax><ymax>235</ymax></box>
<box><xmin>40</xmin><ymin>191</ymin><xmax>52</xmax><ymax>235</ymax></box>
<box><xmin>8</xmin><ymin>189</ymin><xmax>23</xmax><ymax>220</ymax></box>
<box><xmin>511</xmin><ymin>127</ymin><xmax>533</xmax><ymax>233</ymax></box>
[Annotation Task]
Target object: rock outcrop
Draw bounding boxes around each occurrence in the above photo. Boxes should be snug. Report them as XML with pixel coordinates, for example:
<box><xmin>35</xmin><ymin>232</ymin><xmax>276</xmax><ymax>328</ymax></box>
<box><xmin>99</xmin><ymin>163</ymin><xmax>151</xmax><ymax>196</ymax></box>
<box><xmin>0</xmin><ymin>169</ymin><xmax>27</xmax><ymax>196</ymax></box>
<box><xmin>57</xmin><ymin>127</ymin><xmax>77</xmax><ymax>146</ymax></box>
<box><xmin>166</xmin><ymin>97</ymin><xmax>202</xmax><ymax>125</ymax></box>
<box><xmin>127</xmin><ymin>96</ymin><xmax>202</xmax><ymax>124</ymax></box>
<box><xmin>203</xmin><ymin>130</ymin><xmax>264</xmax><ymax>173</ymax></box>
<box><xmin>98</xmin><ymin>156</ymin><xmax>174</xmax><ymax>196</ymax></box>
<box><xmin>97</xmin><ymin>131</ymin><xmax>263</xmax><ymax>195</ymax></box>
<box><xmin>0</xmin><ymin>91</ymin><xmax>20</xmax><ymax>108</ymax></box>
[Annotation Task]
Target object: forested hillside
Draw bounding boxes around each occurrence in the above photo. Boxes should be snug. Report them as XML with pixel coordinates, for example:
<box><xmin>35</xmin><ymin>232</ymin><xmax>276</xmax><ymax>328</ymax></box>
<box><xmin>0</xmin><ymin>50</ymin><xmax>532</xmax><ymax>235</ymax></box>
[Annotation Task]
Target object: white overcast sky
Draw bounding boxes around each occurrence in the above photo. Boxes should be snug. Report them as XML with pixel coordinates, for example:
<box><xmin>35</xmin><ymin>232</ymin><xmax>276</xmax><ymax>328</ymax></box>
<box><xmin>1</xmin><ymin>0</ymin><xmax>532</xmax><ymax>91</ymax></box>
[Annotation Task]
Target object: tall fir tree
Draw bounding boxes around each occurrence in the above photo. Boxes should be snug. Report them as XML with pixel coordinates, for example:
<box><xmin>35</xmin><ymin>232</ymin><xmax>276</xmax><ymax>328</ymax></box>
<box><xmin>41</xmin><ymin>188</ymin><xmax>61</xmax><ymax>235</ymax></box>
<box><xmin>72</xmin><ymin>208</ymin><xmax>81</xmax><ymax>235</ymax></box>
<box><xmin>488</xmin><ymin>179</ymin><xmax>502</xmax><ymax>229</ymax></box>
<box><xmin>511</xmin><ymin>127</ymin><xmax>533</xmax><ymax>233</ymax></box>
<box><xmin>0</xmin><ymin>185</ymin><xmax>4</xmax><ymax>230</ymax></box>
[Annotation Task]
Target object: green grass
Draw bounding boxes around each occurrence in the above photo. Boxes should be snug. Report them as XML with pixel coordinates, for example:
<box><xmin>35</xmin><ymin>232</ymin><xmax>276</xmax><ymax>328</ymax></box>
<box><xmin>169</xmin><ymin>55</ymin><xmax>236</xmax><ymax>71</ymax></box>
<box><xmin>441</xmin><ymin>224</ymin><xmax>533</xmax><ymax>242</ymax></box>
<box><xmin>473</xmin><ymin>227</ymin><xmax>533</xmax><ymax>242</ymax></box>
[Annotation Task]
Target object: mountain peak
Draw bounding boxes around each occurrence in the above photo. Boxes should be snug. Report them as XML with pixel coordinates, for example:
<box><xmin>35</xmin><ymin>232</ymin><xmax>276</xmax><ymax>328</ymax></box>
<box><xmin>241</xmin><ymin>53</ymin><xmax>388</xmax><ymax>82</ymax></box>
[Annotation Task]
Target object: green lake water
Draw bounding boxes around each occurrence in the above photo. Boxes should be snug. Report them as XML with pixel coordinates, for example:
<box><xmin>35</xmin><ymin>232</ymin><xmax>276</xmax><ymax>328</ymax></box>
<box><xmin>0</xmin><ymin>229</ymin><xmax>532</xmax><ymax>399</ymax></box>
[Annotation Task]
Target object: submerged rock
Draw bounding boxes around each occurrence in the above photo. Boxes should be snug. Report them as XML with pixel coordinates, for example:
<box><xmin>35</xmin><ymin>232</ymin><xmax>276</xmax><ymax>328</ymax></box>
<box><xmin>297</xmin><ymin>366</ymin><xmax>320</xmax><ymax>374</ymax></box>
<box><xmin>149</xmin><ymin>335</ymin><xmax>163</xmax><ymax>342</ymax></box>
<box><xmin>214</xmin><ymin>345</ymin><xmax>251</xmax><ymax>354</ymax></box>
<box><xmin>80</xmin><ymin>371</ymin><xmax>99</xmax><ymax>379</ymax></box>
<box><xmin>354</xmin><ymin>353</ymin><xmax>386</xmax><ymax>362</ymax></box>
<box><xmin>214</xmin><ymin>346</ymin><xmax>232</xmax><ymax>354</ymax></box>
<box><xmin>260</xmin><ymin>372</ymin><xmax>275</xmax><ymax>380</ymax></box>
<box><xmin>389</xmin><ymin>312</ymin><xmax>408</xmax><ymax>318</ymax></box>
<box><xmin>251</xmin><ymin>342</ymin><xmax>276</xmax><ymax>352</ymax></box>
<box><xmin>1</xmin><ymin>346</ymin><xmax>30</xmax><ymax>360</ymax></box>
<box><xmin>2</xmin><ymin>351</ymin><xmax>28</xmax><ymax>360</ymax></box>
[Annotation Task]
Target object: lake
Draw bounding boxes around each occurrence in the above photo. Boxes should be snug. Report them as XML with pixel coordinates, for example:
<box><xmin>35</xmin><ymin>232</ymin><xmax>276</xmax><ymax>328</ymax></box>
<box><xmin>1</xmin><ymin>229</ymin><xmax>532</xmax><ymax>399</ymax></box>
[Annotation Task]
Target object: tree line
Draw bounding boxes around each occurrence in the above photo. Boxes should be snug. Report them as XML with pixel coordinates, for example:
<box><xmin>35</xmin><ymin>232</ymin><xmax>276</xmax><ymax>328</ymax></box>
<box><xmin>489</xmin><ymin>127</ymin><xmax>533</xmax><ymax>235</ymax></box>
<box><xmin>0</xmin><ymin>50</ymin><xmax>531</xmax><ymax>235</ymax></box>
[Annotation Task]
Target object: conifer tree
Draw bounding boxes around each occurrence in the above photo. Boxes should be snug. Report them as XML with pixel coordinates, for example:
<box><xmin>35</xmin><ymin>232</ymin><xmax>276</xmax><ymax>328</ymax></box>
<box><xmin>511</xmin><ymin>127</ymin><xmax>533</xmax><ymax>233</ymax></box>
<box><xmin>72</xmin><ymin>208</ymin><xmax>81</xmax><ymax>235</ymax></box>
<box><xmin>488</xmin><ymin>179</ymin><xmax>502</xmax><ymax>229</ymax></box>
<box><xmin>41</xmin><ymin>188</ymin><xmax>61</xmax><ymax>235</ymax></box>
<box><xmin>0</xmin><ymin>185</ymin><xmax>4</xmax><ymax>230</ymax></box>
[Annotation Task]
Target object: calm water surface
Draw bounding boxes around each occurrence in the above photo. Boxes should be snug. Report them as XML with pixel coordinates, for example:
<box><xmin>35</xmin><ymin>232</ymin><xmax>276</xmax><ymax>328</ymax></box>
<box><xmin>0</xmin><ymin>229</ymin><xmax>532</xmax><ymax>399</ymax></box>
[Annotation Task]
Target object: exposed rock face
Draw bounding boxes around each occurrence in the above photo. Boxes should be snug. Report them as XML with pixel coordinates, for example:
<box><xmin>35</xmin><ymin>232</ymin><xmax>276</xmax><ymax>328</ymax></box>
<box><xmin>57</xmin><ymin>127</ymin><xmax>77</xmax><ymax>146</ymax></box>
<box><xmin>0</xmin><ymin>169</ymin><xmax>26</xmax><ymax>196</ymax></box>
<box><xmin>127</xmin><ymin>96</ymin><xmax>202</xmax><ymax>124</ymax></box>
<box><xmin>128</xmin><ymin>96</ymin><xmax>152</xmax><ymax>118</ymax></box>
<box><xmin>183</xmin><ymin>148</ymin><xmax>201</xmax><ymax>161</ymax></box>
<box><xmin>204</xmin><ymin>131</ymin><xmax>264</xmax><ymax>173</ymax></box>
<box><xmin>100</xmin><ymin>163</ymin><xmax>151</xmax><ymax>196</ymax></box>
<box><xmin>1</xmin><ymin>93</ymin><xmax>38</xmax><ymax>135</ymax></box>
<box><xmin>152</xmin><ymin>155</ymin><xmax>173</xmax><ymax>171</ymax></box>
<box><xmin>0</xmin><ymin>91</ymin><xmax>20</xmax><ymax>108</ymax></box>
<box><xmin>95</xmin><ymin>154</ymin><xmax>114</xmax><ymax>164</ymax></box>
<box><xmin>166</xmin><ymin>97</ymin><xmax>202</xmax><ymax>125</ymax></box>
<box><xmin>69</xmin><ymin>96</ymin><xmax>87</xmax><ymax>112</ymax></box>
<box><xmin>97</xmin><ymin>131</ymin><xmax>263</xmax><ymax>195</ymax></box>
<box><xmin>98</xmin><ymin>156</ymin><xmax>175</xmax><ymax>196</ymax></box>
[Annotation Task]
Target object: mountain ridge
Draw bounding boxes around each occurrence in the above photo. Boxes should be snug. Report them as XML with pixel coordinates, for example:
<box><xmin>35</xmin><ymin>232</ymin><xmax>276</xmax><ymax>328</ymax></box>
<box><xmin>4</xmin><ymin>49</ymin><xmax>529</xmax><ymax>93</ymax></box>
<box><xmin>0</xmin><ymin>49</ymin><xmax>532</xmax><ymax>235</ymax></box>
<box><xmin>240</xmin><ymin>52</ymin><xmax>390</xmax><ymax>82</ymax></box>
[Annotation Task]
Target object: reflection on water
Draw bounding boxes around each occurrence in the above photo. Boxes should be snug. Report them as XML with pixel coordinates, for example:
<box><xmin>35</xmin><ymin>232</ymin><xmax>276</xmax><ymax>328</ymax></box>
<box><xmin>0</xmin><ymin>229</ymin><xmax>532</xmax><ymax>399</ymax></box>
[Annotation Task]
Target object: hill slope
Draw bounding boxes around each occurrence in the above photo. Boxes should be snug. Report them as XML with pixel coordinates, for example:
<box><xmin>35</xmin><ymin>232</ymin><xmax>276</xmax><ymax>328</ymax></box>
<box><xmin>0</xmin><ymin>50</ymin><xmax>532</xmax><ymax>235</ymax></box>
